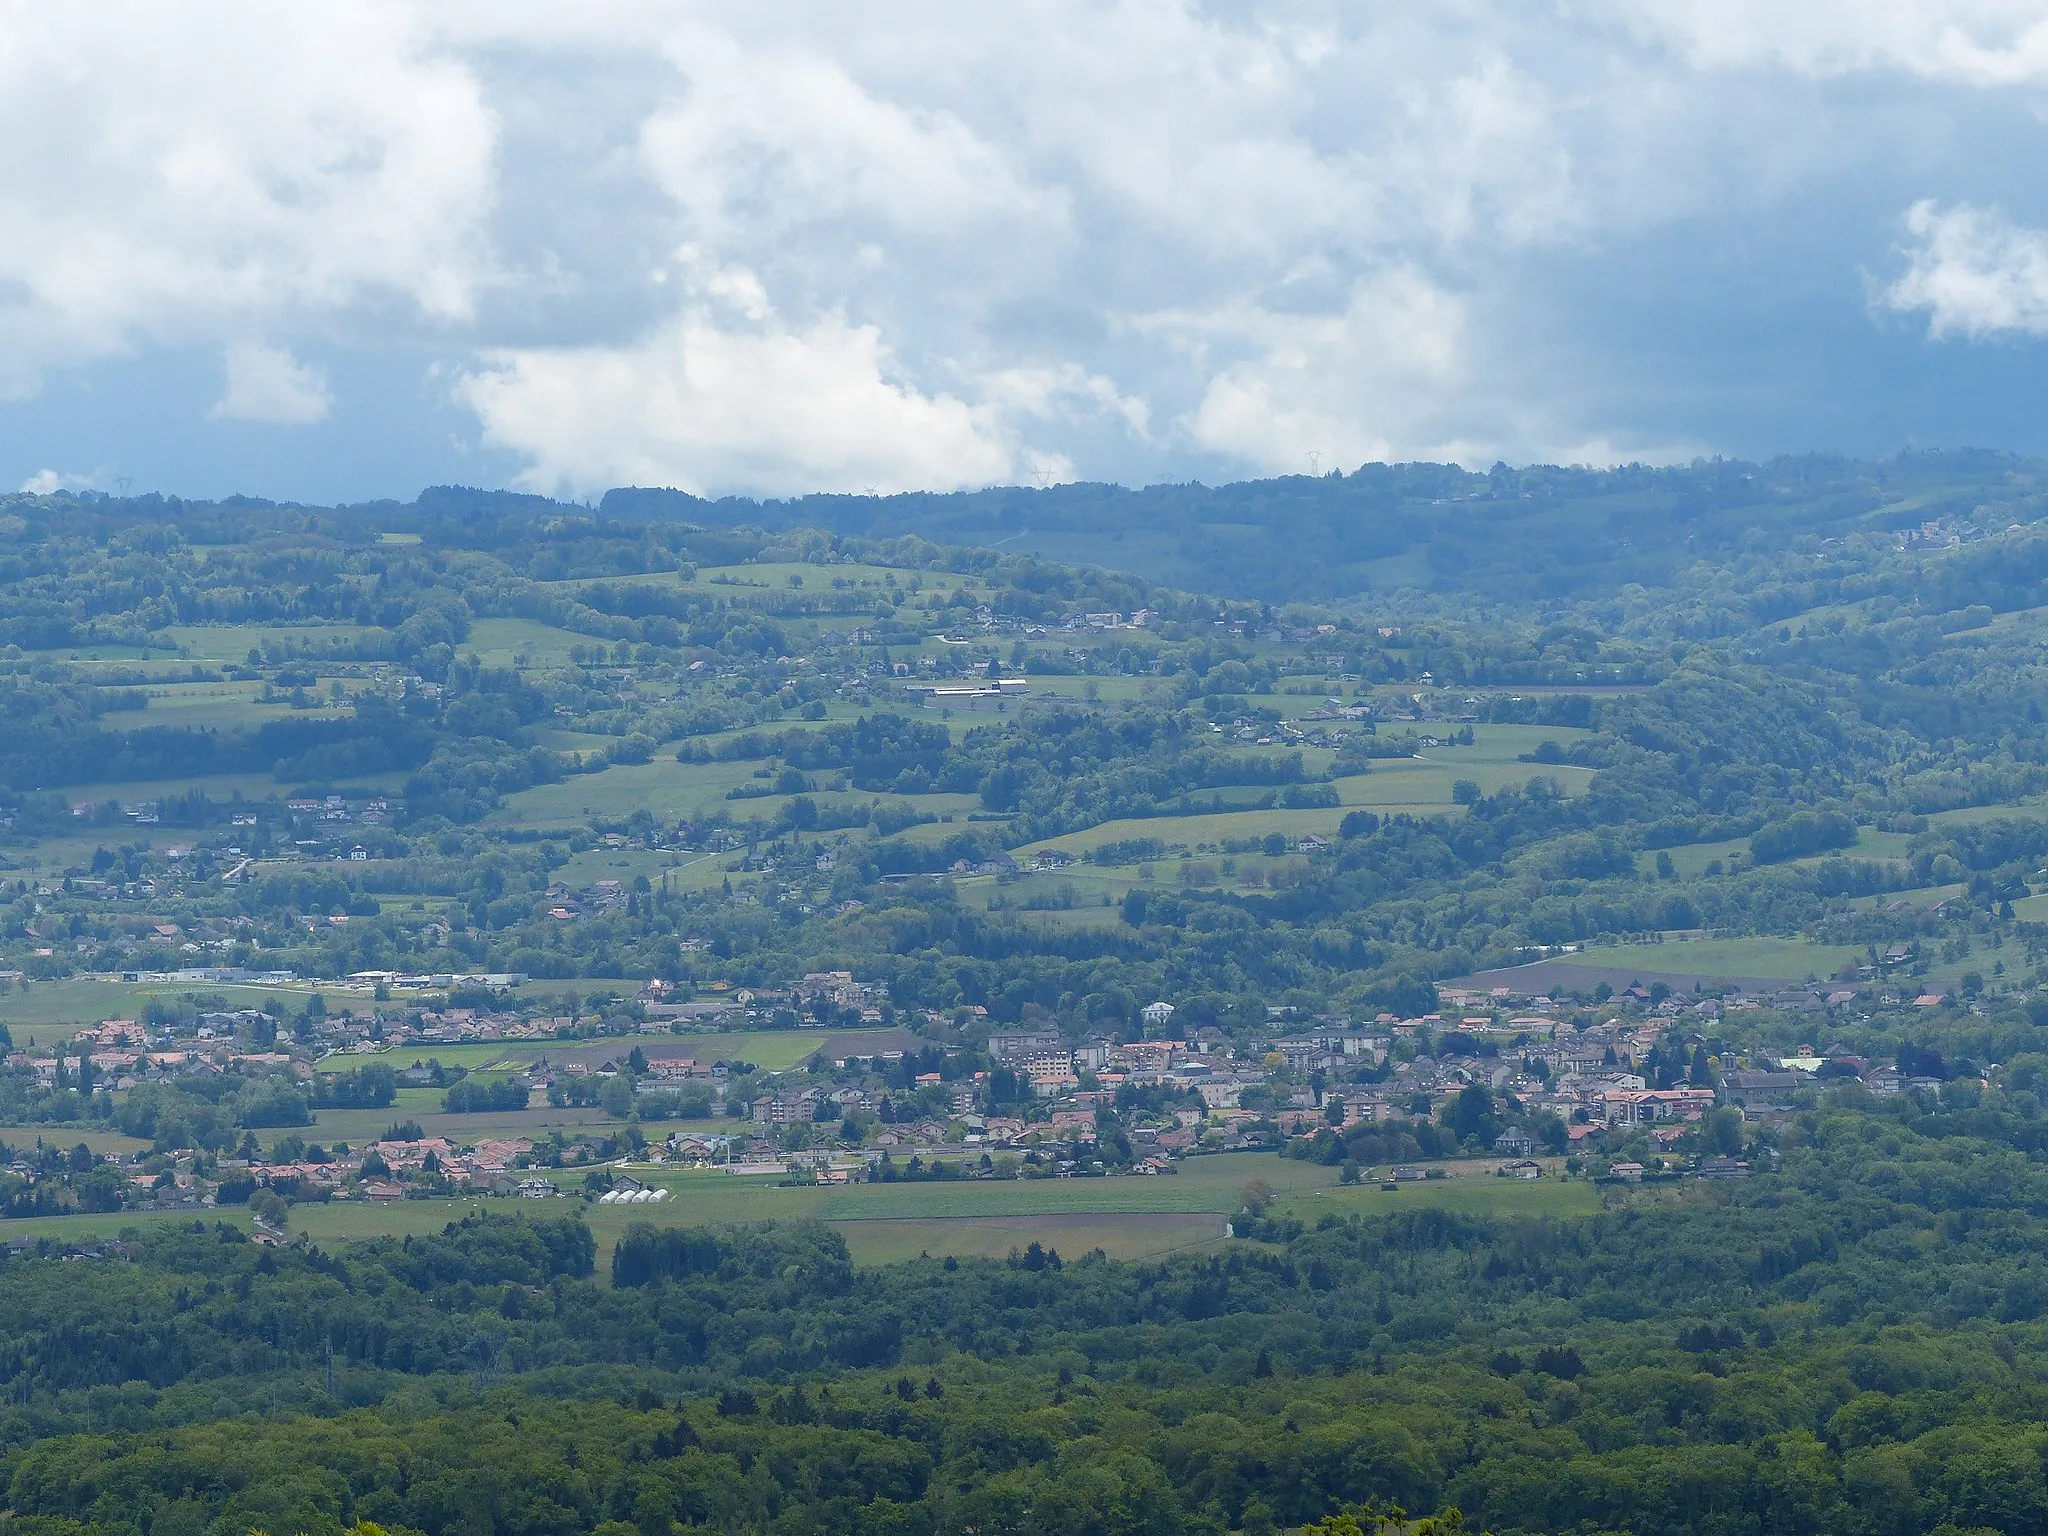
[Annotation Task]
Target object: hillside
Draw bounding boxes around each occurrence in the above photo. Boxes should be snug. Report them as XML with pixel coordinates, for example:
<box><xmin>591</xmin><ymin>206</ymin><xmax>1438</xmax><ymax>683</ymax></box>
<box><xmin>0</xmin><ymin>463</ymin><xmax>2040</xmax><ymax>1534</ymax></box>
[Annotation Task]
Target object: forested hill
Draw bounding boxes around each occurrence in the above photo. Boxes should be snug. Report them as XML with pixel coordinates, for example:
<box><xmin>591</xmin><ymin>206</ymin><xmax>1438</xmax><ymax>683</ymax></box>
<box><xmin>597</xmin><ymin>450</ymin><xmax>2048</xmax><ymax>606</ymax></box>
<box><xmin>15</xmin><ymin>449</ymin><xmax>2048</xmax><ymax>608</ymax></box>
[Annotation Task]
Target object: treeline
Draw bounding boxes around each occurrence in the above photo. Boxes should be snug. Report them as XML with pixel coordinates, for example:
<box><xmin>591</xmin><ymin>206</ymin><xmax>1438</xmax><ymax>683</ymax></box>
<box><xmin>8</xmin><ymin>1100</ymin><xmax>2048</xmax><ymax>1530</ymax></box>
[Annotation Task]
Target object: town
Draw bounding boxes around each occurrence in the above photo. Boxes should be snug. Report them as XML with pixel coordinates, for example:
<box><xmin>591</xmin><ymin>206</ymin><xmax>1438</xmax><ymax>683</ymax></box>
<box><xmin>3</xmin><ymin>957</ymin><xmax>1978</xmax><ymax>1220</ymax></box>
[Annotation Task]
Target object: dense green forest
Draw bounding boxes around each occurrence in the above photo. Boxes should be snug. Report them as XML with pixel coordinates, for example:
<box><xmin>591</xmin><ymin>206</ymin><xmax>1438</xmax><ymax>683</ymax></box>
<box><xmin>9</xmin><ymin>1095</ymin><xmax>2048</xmax><ymax>1536</ymax></box>
<box><xmin>596</xmin><ymin>450</ymin><xmax>2048</xmax><ymax>605</ymax></box>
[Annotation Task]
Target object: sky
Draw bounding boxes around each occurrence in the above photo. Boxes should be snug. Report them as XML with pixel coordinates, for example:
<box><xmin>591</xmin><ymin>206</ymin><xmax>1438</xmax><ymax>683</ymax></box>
<box><xmin>8</xmin><ymin>1</ymin><xmax>2048</xmax><ymax>504</ymax></box>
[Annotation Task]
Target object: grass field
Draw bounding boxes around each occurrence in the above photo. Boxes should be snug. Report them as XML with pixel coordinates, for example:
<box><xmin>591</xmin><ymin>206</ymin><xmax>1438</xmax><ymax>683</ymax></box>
<box><xmin>162</xmin><ymin>623</ymin><xmax>392</xmax><ymax>661</ymax></box>
<box><xmin>298</xmin><ymin>1104</ymin><xmax>624</xmax><ymax>1148</ymax></box>
<box><xmin>833</xmin><ymin>1213</ymin><xmax>1226</xmax><ymax>1264</ymax></box>
<box><xmin>492</xmin><ymin>751</ymin><xmax>980</xmax><ymax>834</ymax></box>
<box><xmin>1849</xmin><ymin>881</ymin><xmax>1967</xmax><ymax>913</ymax></box>
<box><xmin>463</xmin><ymin>618</ymin><xmax>602</xmax><ymax>669</ymax></box>
<box><xmin>689</xmin><ymin>562</ymin><xmax>980</xmax><ymax>594</ymax></box>
<box><xmin>638</xmin><ymin>1173</ymin><xmax>1246</xmax><ymax>1223</ymax></box>
<box><xmin>1924</xmin><ymin>802</ymin><xmax>2048</xmax><ymax>829</ymax></box>
<box><xmin>23</xmin><ymin>716</ymin><xmax>1605</xmax><ymax>886</ymax></box>
<box><xmin>120</xmin><ymin>681</ymin><xmax>340</xmax><ymax>731</ymax></box>
<box><xmin>342</xmin><ymin>1025</ymin><xmax>903</xmax><ymax>1077</ymax></box>
<box><xmin>1558</xmin><ymin>935</ymin><xmax>1858</xmax><ymax>984</ymax></box>
<box><xmin>1267</xmin><ymin>1175</ymin><xmax>1600</xmax><ymax>1223</ymax></box>
<box><xmin>0</xmin><ymin>1151</ymin><xmax>1592</xmax><ymax>1264</ymax></box>
<box><xmin>1009</xmin><ymin>757</ymin><xmax>1596</xmax><ymax>861</ymax></box>
<box><xmin>1348</xmin><ymin>756</ymin><xmax>1593</xmax><ymax>804</ymax></box>
<box><xmin>0</xmin><ymin>1128</ymin><xmax>150</xmax><ymax>1159</ymax></box>
<box><xmin>269</xmin><ymin>1150</ymin><xmax>1337</xmax><ymax>1253</ymax></box>
<box><xmin>1647</xmin><ymin>825</ymin><xmax>1919</xmax><ymax>879</ymax></box>
<box><xmin>0</xmin><ymin>1208</ymin><xmax>239</xmax><ymax>1245</ymax></box>
<box><xmin>0</xmin><ymin>980</ymin><xmax>356</xmax><ymax>1048</ymax></box>
<box><xmin>553</xmin><ymin>845</ymin><xmax>696</xmax><ymax>888</ymax></box>
<box><xmin>54</xmin><ymin>770</ymin><xmax>292</xmax><ymax>805</ymax></box>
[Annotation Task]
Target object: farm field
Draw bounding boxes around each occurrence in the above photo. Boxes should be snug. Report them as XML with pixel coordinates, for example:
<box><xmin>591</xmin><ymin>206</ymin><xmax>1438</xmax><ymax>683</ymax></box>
<box><xmin>0</xmin><ymin>1188</ymin><xmax>1203</xmax><ymax>1265</ymax></box>
<box><xmin>1849</xmin><ymin>881</ymin><xmax>1968</xmax><ymax>913</ymax></box>
<box><xmin>832</xmin><ymin>1212</ymin><xmax>1226</xmax><ymax>1264</ymax></box>
<box><xmin>0</xmin><ymin>1128</ymin><xmax>150</xmax><ymax>1159</ymax></box>
<box><xmin>341</xmin><ymin>1025</ymin><xmax>907</xmax><ymax>1078</ymax></box>
<box><xmin>1338</xmin><ymin>722</ymin><xmax>1597</xmax><ymax>760</ymax></box>
<box><xmin>637</xmin><ymin>1172</ymin><xmax>1242</xmax><ymax>1224</ymax></box>
<box><xmin>170</xmin><ymin>1150</ymin><xmax>1601</xmax><ymax>1261</ymax></box>
<box><xmin>296</xmin><ymin>1104</ymin><xmax>623</xmax><ymax>1148</ymax></box>
<box><xmin>1562</xmin><ymin>934</ymin><xmax>1858</xmax><ymax>982</ymax></box>
<box><xmin>462</xmin><ymin>618</ymin><xmax>604</xmax><ymax>669</ymax></box>
<box><xmin>1453</xmin><ymin>937</ymin><xmax>1863</xmax><ymax>998</ymax></box>
<box><xmin>691</xmin><ymin>561</ymin><xmax>981</xmax><ymax>593</ymax></box>
<box><xmin>1017</xmin><ymin>810</ymin><xmax>1335</xmax><ymax>858</ymax></box>
<box><xmin>0</xmin><ymin>980</ymin><xmax>356</xmax><ymax>1047</ymax></box>
<box><xmin>53</xmin><ymin>770</ymin><xmax>299</xmax><ymax>806</ymax></box>
<box><xmin>1010</xmin><ymin>757</ymin><xmax>1595</xmax><ymax>861</ymax></box>
<box><xmin>491</xmin><ymin>752</ymin><xmax>982</xmax><ymax>833</ymax></box>
<box><xmin>0</xmin><ymin>1152</ymin><xmax>1306</xmax><ymax>1257</ymax></box>
<box><xmin>1267</xmin><ymin>1173</ymin><xmax>1601</xmax><ymax>1224</ymax></box>
<box><xmin>118</xmin><ymin>682</ymin><xmax>333</xmax><ymax>731</ymax></box>
<box><xmin>1646</xmin><ymin>825</ymin><xmax>1920</xmax><ymax>879</ymax></box>
<box><xmin>1346</xmin><ymin>756</ymin><xmax>1593</xmax><ymax>803</ymax></box>
<box><xmin>161</xmin><ymin>623</ymin><xmax>392</xmax><ymax>661</ymax></box>
<box><xmin>1924</xmin><ymin>801</ymin><xmax>2048</xmax><ymax>829</ymax></box>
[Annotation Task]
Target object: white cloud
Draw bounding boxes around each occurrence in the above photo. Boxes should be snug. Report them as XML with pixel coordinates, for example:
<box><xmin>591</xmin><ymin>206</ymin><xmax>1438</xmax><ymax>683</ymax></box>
<box><xmin>1883</xmin><ymin>200</ymin><xmax>2048</xmax><ymax>338</ymax></box>
<box><xmin>981</xmin><ymin>363</ymin><xmax>1152</xmax><ymax>440</ymax></box>
<box><xmin>17</xmin><ymin>466</ymin><xmax>105</xmax><ymax>494</ymax></box>
<box><xmin>1615</xmin><ymin>1</ymin><xmax>2048</xmax><ymax>86</ymax></box>
<box><xmin>457</xmin><ymin>257</ymin><xmax>1020</xmax><ymax>498</ymax></box>
<box><xmin>1162</xmin><ymin>267</ymin><xmax>1477</xmax><ymax>471</ymax></box>
<box><xmin>0</xmin><ymin>5</ymin><xmax>495</xmax><ymax>394</ymax></box>
<box><xmin>210</xmin><ymin>342</ymin><xmax>333</xmax><ymax>425</ymax></box>
<box><xmin>13</xmin><ymin>3</ymin><xmax>2048</xmax><ymax>491</ymax></box>
<box><xmin>640</xmin><ymin>24</ymin><xmax>1055</xmax><ymax>244</ymax></box>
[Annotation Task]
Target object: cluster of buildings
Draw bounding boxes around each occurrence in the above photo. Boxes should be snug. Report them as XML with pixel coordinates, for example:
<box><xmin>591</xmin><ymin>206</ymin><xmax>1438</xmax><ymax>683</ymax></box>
<box><xmin>250</xmin><ymin>1135</ymin><xmax>545</xmax><ymax>1203</ymax></box>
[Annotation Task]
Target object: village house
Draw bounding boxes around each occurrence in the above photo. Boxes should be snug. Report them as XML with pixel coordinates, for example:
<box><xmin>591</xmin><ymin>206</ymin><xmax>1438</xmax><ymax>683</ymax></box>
<box><xmin>1601</xmin><ymin>1087</ymin><xmax>1717</xmax><ymax>1126</ymax></box>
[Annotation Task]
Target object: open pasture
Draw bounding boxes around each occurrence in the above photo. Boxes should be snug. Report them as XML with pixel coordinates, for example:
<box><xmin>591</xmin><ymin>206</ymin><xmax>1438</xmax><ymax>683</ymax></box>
<box><xmin>462</xmin><ymin>618</ymin><xmax>602</xmax><ymax>669</ymax></box>
<box><xmin>1590</xmin><ymin>934</ymin><xmax>1852</xmax><ymax>980</ymax></box>
<box><xmin>1453</xmin><ymin>935</ymin><xmax>1863</xmax><ymax>997</ymax></box>
<box><xmin>0</xmin><ymin>980</ymin><xmax>357</xmax><ymax>1047</ymax></box>
<box><xmin>116</xmin><ymin>679</ymin><xmax>347</xmax><ymax>732</ymax></box>
<box><xmin>0</xmin><ymin>1128</ymin><xmax>151</xmax><ymax>1160</ymax></box>
<box><xmin>1268</xmin><ymin>1172</ymin><xmax>1600</xmax><ymax>1224</ymax></box>
<box><xmin>834</xmin><ymin>1212</ymin><xmax>1225</xmax><ymax>1265</ymax></box>
<box><xmin>0</xmin><ymin>1150</ymin><xmax>1592</xmax><ymax>1265</ymax></box>
<box><xmin>162</xmin><ymin>623</ymin><xmax>393</xmax><ymax>662</ymax></box>
<box><xmin>56</xmin><ymin>770</ymin><xmax>293</xmax><ymax>806</ymax></box>
<box><xmin>491</xmin><ymin>752</ymin><xmax>978</xmax><ymax>835</ymax></box>
<box><xmin>690</xmin><ymin>561</ymin><xmax>979</xmax><ymax>594</ymax></box>
<box><xmin>295</xmin><ymin>1103</ymin><xmax>623</xmax><ymax>1148</ymax></box>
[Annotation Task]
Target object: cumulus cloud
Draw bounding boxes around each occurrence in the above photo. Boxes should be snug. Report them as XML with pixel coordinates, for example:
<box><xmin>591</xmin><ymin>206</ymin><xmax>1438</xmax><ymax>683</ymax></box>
<box><xmin>13</xmin><ymin>3</ymin><xmax>2048</xmax><ymax>494</ymax></box>
<box><xmin>210</xmin><ymin>342</ymin><xmax>333</xmax><ymax>425</ymax></box>
<box><xmin>17</xmin><ymin>466</ymin><xmax>105</xmax><ymax>494</ymax></box>
<box><xmin>1616</xmin><ymin>1</ymin><xmax>2048</xmax><ymax>85</ymax></box>
<box><xmin>0</xmin><ymin>4</ymin><xmax>494</xmax><ymax>394</ymax></box>
<box><xmin>639</xmin><ymin>24</ymin><xmax>1055</xmax><ymax>244</ymax></box>
<box><xmin>1883</xmin><ymin>200</ymin><xmax>2048</xmax><ymax>338</ymax></box>
<box><xmin>1159</xmin><ymin>267</ymin><xmax>1477</xmax><ymax>472</ymax></box>
<box><xmin>457</xmin><ymin>255</ymin><xmax>1019</xmax><ymax>498</ymax></box>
